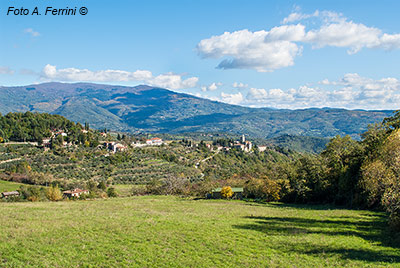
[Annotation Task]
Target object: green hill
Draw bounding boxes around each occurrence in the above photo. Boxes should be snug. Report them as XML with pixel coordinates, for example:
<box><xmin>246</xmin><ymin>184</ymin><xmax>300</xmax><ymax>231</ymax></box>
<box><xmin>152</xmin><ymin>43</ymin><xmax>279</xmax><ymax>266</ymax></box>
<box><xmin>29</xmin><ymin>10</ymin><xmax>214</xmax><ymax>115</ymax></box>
<box><xmin>0</xmin><ymin>82</ymin><xmax>394</xmax><ymax>139</ymax></box>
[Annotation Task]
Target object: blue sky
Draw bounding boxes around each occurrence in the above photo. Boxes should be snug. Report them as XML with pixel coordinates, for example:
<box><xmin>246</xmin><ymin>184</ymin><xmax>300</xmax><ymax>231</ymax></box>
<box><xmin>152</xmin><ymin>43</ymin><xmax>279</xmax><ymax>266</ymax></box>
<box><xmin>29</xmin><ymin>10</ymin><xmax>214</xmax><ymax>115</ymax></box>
<box><xmin>1</xmin><ymin>0</ymin><xmax>400</xmax><ymax>109</ymax></box>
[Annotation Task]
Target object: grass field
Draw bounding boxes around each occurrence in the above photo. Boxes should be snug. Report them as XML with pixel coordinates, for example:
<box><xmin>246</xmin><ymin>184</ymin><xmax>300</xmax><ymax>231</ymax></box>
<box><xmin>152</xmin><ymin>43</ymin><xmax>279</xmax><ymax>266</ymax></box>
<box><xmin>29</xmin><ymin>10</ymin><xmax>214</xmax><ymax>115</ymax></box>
<box><xmin>113</xmin><ymin>184</ymin><xmax>135</xmax><ymax>197</ymax></box>
<box><xmin>0</xmin><ymin>180</ymin><xmax>25</xmax><ymax>193</ymax></box>
<box><xmin>0</xmin><ymin>196</ymin><xmax>399</xmax><ymax>267</ymax></box>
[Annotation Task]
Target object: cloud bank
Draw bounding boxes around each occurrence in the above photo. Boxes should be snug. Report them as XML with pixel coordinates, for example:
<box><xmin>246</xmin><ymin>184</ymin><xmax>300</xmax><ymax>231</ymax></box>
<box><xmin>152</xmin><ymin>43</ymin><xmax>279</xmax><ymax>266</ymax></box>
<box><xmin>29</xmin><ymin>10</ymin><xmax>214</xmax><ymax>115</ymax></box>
<box><xmin>197</xmin><ymin>10</ymin><xmax>400</xmax><ymax>71</ymax></box>
<box><xmin>240</xmin><ymin>73</ymin><xmax>400</xmax><ymax>110</ymax></box>
<box><xmin>41</xmin><ymin>64</ymin><xmax>198</xmax><ymax>90</ymax></box>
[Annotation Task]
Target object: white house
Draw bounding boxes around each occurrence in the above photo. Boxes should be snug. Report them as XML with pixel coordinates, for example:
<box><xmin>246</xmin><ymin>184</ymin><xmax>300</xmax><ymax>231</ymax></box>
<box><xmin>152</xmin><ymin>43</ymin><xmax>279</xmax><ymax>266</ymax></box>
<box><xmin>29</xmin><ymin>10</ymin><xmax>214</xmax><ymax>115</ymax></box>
<box><xmin>146</xmin><ymin>137</ymin><xmax>163</xmax><ymax>145</ymax></box>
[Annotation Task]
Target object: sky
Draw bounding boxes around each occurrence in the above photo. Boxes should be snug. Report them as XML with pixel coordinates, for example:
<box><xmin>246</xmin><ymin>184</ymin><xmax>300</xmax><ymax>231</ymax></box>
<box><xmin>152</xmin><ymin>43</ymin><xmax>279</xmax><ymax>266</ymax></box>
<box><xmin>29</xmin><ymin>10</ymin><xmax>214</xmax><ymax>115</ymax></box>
<box><xmin>1</xmin><ymin>0</ymin><xmax>400</xmax><ymax>110</ymax></box>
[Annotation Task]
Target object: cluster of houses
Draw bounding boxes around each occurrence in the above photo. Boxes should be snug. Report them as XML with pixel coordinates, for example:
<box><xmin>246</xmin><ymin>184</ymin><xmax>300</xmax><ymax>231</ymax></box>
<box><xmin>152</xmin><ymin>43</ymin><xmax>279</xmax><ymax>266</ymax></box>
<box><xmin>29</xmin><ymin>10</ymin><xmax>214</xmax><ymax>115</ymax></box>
<box><xmin>232</xmin><ymin>135</ymin><xmax>253</xmax><ymax>152</ymax></box>
<box><xmin>41</xmin><ymin>129</ymin><xmax>92</xmax><ymax>149</ymax></box>
<box><xmin>102</xmin><ymin>137</ymin><xmax>164</xmax><ymax>153</ymax></box>
<box><xmin>131</xmin><ymin>137</ymin><xmax>164</xmax><ymax>147</ymax></box>
<box><xmin>212</xmin><ymin>135</ymin><xmax>267</xmax><ymax>152</ymax></box>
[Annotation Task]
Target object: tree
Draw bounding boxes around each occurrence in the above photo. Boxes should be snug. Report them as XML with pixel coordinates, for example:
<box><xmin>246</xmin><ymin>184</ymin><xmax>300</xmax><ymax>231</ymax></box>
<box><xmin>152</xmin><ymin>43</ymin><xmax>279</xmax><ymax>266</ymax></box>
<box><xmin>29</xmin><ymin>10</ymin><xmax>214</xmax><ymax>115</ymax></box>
<box><xmin>46</xmin><ymin>185</ymin><xmax>63</xmax><ymax>201</ymax></box>
<box><xmin>221</xmin><ymin>186</ymin><xmax>233</xmax><ymax>199</ymax></box>
<box><xmin>321</xmin><ymin>135</ymin><xmax>364</xmax><ymax>205</ymax></box>
<box><xmin>97</xmin><ymin>181</ymin><xmax>107</xmax><ymax>191</ymax></box>
<box><xmin>360</xmin><ymin>129</ymin><xmax>400</xmax><ymax>228</ymax></box>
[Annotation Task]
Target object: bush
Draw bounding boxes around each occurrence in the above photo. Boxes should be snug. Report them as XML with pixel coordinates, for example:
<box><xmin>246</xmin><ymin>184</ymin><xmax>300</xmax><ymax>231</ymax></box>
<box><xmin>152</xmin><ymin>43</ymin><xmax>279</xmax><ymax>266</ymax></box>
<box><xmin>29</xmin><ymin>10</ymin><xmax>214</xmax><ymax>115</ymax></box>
<box><xmin>221</xmin><ymin>186</ymin><xmax>233</xmax><ymax>199</ymax></box>
<box><xmin>263</xmin><ymin>178</ymin><xmax>281</xmax><ymax>202</ymax></box>
<box><xmin>46</xmin><ymin>185</ymin><xmax>63</xmax><ymax>201</ymax></box>
<box><xmin>382</xmin><ymin>182</ymin><xmax>400</xmax><ymax>230</ymax></box>
<box><xmin>19</xmin><ymin>185</ymin><xmax>46</xmax><ymax>202</ymax></box>
<box><xmin>97</xmin><ymin>181</ymin><xmax>107</xmax><ymax>191</ymax></box>
<box><xmin>132</xmin><ymin>186</ymin><xmax>147</xmax><ymax>196</ymax></box>
<box><xmin>244</xmin><ymin>177</ymin><xmax>281</xmax><ymax>201</ymax></box>
<box><xmin>107</xmin><ymin>187</ymin><xmax>118</xmax><ymax>197</ymax></box>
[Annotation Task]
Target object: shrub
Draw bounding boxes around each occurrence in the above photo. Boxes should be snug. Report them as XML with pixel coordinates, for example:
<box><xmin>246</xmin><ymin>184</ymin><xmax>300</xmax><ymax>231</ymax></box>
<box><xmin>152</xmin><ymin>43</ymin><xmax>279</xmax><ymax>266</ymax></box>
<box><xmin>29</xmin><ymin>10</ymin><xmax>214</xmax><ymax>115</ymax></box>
<box><xmin>163</xmin><ymin>176</ymin><xmax>188</xmax><ymax>195</ymax></box>
<box><xmin>221</xmin><ymin>186</ymin><xmax>233</xmax><ymax>199</ymax></box>
<box><xmin>132</xmin><ymin>186</ymin><xmax>147</xmax><ymax>196</ymax></box>
<box><xmin>97</xmin><ymin>181</ymin><xmax>107</xmax><ymax>191</ymax></box>
<box><xmin>382</xmin><ymin>182</ymin><xmax>400</xmax><ymax>230</ymax></box>
<box><xmin>46</xmin><ymin>185</ymin><xmax>63</xmax><ymax>201</ymax></box>
<box><xmin>19</xmin><ymin>185</ymin><xmax>45</xmax><ymax>202</ymax></box>
<box><xmin>263</xmin><ymin>178</ymin><xmax>281</xmax><ymax>202</ymax></box>
<box><xmin>244</xmin><ymin>177</ymin><xmax>281</xmax><ymax>201</ymax></box>
<box><xmin>107</xmin><ymin>187</ymin><xmax>118</xmax><ymax>197</ymax></box>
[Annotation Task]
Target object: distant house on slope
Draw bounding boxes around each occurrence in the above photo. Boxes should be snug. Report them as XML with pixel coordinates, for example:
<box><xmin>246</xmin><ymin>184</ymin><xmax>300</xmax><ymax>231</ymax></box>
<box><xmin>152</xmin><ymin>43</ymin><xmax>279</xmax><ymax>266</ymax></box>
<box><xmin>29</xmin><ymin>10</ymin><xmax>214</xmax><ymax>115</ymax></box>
<box><xmin>258</xmin><ymin>146</ymin><xmax>267</xmax><ymax>152</ymax></box>
<box><xmin>63</xmin><ymin>188</ymin><xmax>89</xmax><ymax>198</ymax></box>
<box><xmin>146</xmin><ymin>137</ymin><xmax>163</xmax><ymax>146</ymax></box>
<box><xmin>104</xmin><ymin>142</ymin><xmax>127</xmax><ymax>153</ymax></box>
<box><xmin>1</xmin><ymin>191</ymin><xmax>20</xmax><ymax>199</ymax></box>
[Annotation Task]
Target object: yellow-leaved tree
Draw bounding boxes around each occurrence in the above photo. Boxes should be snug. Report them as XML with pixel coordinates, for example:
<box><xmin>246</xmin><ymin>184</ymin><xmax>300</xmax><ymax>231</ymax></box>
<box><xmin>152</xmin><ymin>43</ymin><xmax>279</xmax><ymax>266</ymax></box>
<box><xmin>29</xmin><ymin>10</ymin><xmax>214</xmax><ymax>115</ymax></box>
<box><xmin>46</xmin><ymin>185</ymin><xmax>63</xmax><ymax>201</ymax></box>
<box><xmin>221</xmin><ymin>186</ymin><xmax>233</xmax><ymax>199</ymax></box>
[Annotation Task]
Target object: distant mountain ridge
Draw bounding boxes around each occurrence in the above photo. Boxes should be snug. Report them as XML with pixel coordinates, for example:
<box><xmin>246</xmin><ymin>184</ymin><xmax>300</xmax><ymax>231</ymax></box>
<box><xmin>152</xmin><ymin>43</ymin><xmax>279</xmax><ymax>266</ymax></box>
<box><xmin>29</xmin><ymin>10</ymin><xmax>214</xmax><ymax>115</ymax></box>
<box><xmin>0</xmin><ymin>82</ymin><xmax>394</xmax><ymax>139</ymax></box>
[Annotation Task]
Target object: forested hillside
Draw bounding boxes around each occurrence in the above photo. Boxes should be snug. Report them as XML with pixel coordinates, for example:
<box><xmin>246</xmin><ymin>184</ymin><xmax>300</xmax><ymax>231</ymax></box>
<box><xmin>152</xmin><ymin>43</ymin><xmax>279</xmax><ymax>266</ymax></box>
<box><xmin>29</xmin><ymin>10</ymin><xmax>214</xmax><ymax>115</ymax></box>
<box><xmin>0</xmin><ymin>112</ymin><xmax>100</xmax><ymax>147</ymax></box>
<box><xmin>0</xmin><ymin>82</ymin><xmax>393</xmax><ymax>139</ymax></box>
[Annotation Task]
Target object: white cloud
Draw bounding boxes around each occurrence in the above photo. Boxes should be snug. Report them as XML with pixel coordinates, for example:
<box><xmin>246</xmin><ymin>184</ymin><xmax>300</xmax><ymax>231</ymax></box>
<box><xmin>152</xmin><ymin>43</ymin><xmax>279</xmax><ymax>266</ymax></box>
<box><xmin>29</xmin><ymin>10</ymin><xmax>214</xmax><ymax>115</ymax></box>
<box><xmin>0</xmin><ymin>66</ymin><xmax>14</xmax><ymax>75</ymax></box>
<box><xmin>201</xmin><ymin>82</ymin><xmax>222</xmax><ymax>92</ymax></box>
<box><xmin>41</xmin><ymin>64</ymin><xmax>198</xmax><ymax>90</ymax></box>
<box><xmin>304</xmin><ymin>20</ymin><xmax>382</xmax><ymax>54</ymax></box>
<box><xmin>220</xmin><ymin>92</ymin><xmax>243</xmax><ymax>105</ymax></box>
<box><xmin>242</xmin><ymin>73</ymin><xmax>400</xmax><ymax>109</ymax></box>
<box><xmin>282</xmin><ymin>10</ymin><xmax>344</xmax><ymax>24</ymax></box>
<box><xmin>282</xmin><ymin>10</ymin><xmax>320</xmax><ymax>24</ymax></box>
<box><xmin>246</xmin><ymin>87</ymin><xmax>295</xmax><ymax>105</ymax></box>
<box><xmin>24</xmin><ymin>28</ymin><xmax>40</xmax><ymax>37</ymax></box>
<box><xmin>147</xmin><ymin>73</ymin><xmax>198</xmax><ymax>89</ymax></box>
<box><xmin>197</xmin><ymin>10</ymin><xmax>400</xmax><ymax>71</ymax></box>
<box><xmin>265</xmin><ymin>24</ymin><xmax>306</xmax><ymax>42</ymax></box>
<box><xmin>232</xmin><ymin>82</ymin><xmax>248</xmax><ymax>89</ymax></box>
<box><xmin>197</xmin><ymin>29</ymin><xmax>302</xmax><ymax>72</ymax></box>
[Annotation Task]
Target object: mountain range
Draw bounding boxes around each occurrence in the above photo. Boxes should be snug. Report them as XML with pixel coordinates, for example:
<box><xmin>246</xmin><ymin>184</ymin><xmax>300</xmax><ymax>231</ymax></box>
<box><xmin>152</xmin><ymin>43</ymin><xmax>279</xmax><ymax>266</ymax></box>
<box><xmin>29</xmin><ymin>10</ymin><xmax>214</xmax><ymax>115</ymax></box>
<box><xmin>0</xmin><ymin>82</ymin><xmax>394</xmax><ymax>139</ymax></box>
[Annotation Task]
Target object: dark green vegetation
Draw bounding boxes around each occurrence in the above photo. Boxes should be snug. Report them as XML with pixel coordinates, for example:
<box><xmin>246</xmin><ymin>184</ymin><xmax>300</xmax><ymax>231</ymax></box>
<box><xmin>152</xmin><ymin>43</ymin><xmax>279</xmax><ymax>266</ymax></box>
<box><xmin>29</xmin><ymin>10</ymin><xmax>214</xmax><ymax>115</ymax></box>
<box><xmin>0</xmin><ymin>111</ymin><xmax>100</xmax><ymax>146</ymax></box>
<box><xmin>0</xmin><ymin>82</ymin><xmax>393</xmax><ymax>139</ymax></box>
<box><xmin>0</xmin><ymin>196</ymin><xmax>399</xmax><ymax>268</ymax></box>
<box><xmin>266</xmin><ymin>134</ymin><xmax>329</xmax><ymax>153</ymax></box>
<box><xmin>281</xmin><ymin>111</ymin><xmax>400</xmax><ymax>230</ymax></box>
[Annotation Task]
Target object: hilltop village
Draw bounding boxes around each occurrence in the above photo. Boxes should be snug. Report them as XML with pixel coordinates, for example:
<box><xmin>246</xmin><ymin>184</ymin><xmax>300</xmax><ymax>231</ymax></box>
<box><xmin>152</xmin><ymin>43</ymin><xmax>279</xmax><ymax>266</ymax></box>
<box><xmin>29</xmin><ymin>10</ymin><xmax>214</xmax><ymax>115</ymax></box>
<box><xmin>37</xmin><ymin>127</ymin><xmax>265</xmax><ymax>155</ymax></box>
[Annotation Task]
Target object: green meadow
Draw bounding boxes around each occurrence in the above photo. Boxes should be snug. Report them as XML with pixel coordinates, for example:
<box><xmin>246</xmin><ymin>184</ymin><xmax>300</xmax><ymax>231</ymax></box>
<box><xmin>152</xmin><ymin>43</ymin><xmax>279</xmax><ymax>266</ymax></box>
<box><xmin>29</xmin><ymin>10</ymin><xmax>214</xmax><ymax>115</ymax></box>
<box><xmin>0</xmin><ymin>196</ymin><xmax>399</xmax><ymax>268</ymax></box>
<box><xmin>0</xmin><ymin>180</ymin><xmax>25</xmax><ymax>193</ymax></box>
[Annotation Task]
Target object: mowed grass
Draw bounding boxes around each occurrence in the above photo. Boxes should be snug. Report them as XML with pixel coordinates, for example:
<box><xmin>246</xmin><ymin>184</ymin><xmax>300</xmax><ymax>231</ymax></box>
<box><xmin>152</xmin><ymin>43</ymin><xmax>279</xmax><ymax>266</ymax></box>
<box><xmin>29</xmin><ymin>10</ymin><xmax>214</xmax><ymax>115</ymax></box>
<box><xmin>0</xmin><ymin>196</ymin><xmax>399</xmax><ymax>268</ymax></box>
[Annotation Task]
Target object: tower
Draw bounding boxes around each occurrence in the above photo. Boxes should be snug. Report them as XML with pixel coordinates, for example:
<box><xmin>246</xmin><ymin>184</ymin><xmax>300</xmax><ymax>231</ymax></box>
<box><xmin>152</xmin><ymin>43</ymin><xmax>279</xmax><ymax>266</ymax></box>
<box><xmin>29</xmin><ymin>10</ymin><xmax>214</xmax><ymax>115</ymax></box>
<box><xmin>241</xmin><ymin>134</ymin><xmax>245</xmax><ymax>143</ymax></box>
